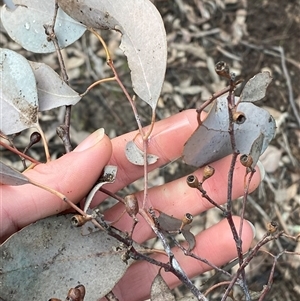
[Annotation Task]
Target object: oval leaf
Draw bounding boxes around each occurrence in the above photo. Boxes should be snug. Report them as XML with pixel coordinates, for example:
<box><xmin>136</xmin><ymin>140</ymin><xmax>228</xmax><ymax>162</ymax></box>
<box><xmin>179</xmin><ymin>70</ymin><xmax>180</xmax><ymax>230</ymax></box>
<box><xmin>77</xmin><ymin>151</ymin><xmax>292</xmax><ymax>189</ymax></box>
<box><xmin>29</xmin><ymin>61</ymin><xmax>81</xmax><ymax>111</ymax></box>
<box><xmin>84</xmin><ymin>165</ymin><xmax>117</xmax><ymax>212</ymax></box>
<box><xmin>151</xmin><ymin>273</ymin><xmax>176</xmax><ymax>301</ymax></box>
<box><xmin>157</xmin><ymin>212</ymin><xmax>196</xmax><ymax>251</ymax></box>
<box><xmin>0</xmin><ymin>161</ymin><xmax>30</xmax><ymax>185</ymax></box>
<box><xmin>0</xmin><ymin>48</ymin><xmax>38</xmax><ymax>135</ymax></box>
<box><xmin>0</xmin><ymin>214</ymin><xmax>130</xmax><ymax>300</ymax></box>
<box><xmin>1</xmin><ymin>0</ymin><xmax>86</xmax><ymax>53</ymax></box>
<box><xmin>183</xmin><ymin>94</ymin><xmax>276</xmax><ymax>167</ymax></box>
<box><xmin>247</xmin><ymin>132</ymin><xmax>264</xmax><ymax>168</ymax></box>
<box><xmin>57</xmin><ymin>0</ymin><xmax>167</xmax><ymax>109</ymax></box>
<box><xmin>240</xmin><ymin>72</ymin><xmax>272</xmax><ymax>102</ymax></box>
<box><xmin>125</xmin><ymin>140</ymin><xmax>159</xmax><ymax>166</ymax></box>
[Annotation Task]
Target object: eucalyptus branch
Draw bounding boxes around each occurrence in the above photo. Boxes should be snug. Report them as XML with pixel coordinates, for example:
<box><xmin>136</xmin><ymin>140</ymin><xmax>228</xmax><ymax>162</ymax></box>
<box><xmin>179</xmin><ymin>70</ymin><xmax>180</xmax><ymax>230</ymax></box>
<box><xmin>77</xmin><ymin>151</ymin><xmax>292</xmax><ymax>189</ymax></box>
<box><xmin>221</xmin><ymin>230</ymin><xmax>285</xmax><ymax>301</ymax></box>
<box><xmin>238</xmin><ymin>169</ymin><xmax>256</xmax><ymax>242</ymax></box>
<box><xmin>173</xmin><ymin>239</ymin><xmax>231</xmax><ymax>278</ymax></box>
<box><xmin>139</xmin><ymin>209</ymin><xmax>207</xmax><ymax>301</ymax></box>
<box><xmin>43</xmin><ymin>0</ymin><xmax>73</xmax><ymax>153</ymax></box>
<box><xmin>0</xmin><ymin>139</ymin><xmax>40</xmax><ymax>164</ymax></box>
<box><xmin>195</xmin><ymin>79</ymin><xmax>243</xmax><ymax>126</ymax></box>
<box><xmin>223</xmin><ymin>70</ymin><xmax>249</xmax><ymax>297</ymax></box>
<box><xmin>257</xmin><ymin>250</ymin><xmax>285</xmax><ymax>301</ymax></box>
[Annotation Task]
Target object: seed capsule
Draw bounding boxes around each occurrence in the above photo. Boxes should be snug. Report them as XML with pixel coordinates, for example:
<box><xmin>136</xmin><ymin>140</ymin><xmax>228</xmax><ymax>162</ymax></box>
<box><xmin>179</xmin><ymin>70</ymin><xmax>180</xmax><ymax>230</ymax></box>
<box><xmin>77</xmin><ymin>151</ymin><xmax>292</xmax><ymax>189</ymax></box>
<box><xmin>266</xmin><ymin>221</ymin><xmax>278</xmax><ymax>234</ymax></box>
<box><xmin>240</xmin><ymin>154</ymin><xmax>253</xmax><ymax>168</ymax></box>
<box><xmin>215</xmin><ymin>61</ymin><xmax>230</xmax><ymax>79</ymax></box>
<box><xmin>202</xmin><ymin>165</ymin><xmax>215</xmax><ymax>181</ymax></box>
<box><xmin>67</xmin><ymin>284</ymin><xmax>85</xmax><ymax>301</ymax></box>
<box><xmin>232</xmin><ymin>111</ymin><xmax>246</xmax><ymax>124</ymax></box>
<box><xmin>71</xmin><ymin>215</ymin><xmax>91</xmax><ymax>227</ymax></box>
<box><xmin>186</xmin><ymin>174</ymin><xmax>199</xmax><ymax>188</ymax></box>
<box><xmin>179</xmin><ymin>213</ymin><xmax>193</xmax><ymax>231</ymax></box>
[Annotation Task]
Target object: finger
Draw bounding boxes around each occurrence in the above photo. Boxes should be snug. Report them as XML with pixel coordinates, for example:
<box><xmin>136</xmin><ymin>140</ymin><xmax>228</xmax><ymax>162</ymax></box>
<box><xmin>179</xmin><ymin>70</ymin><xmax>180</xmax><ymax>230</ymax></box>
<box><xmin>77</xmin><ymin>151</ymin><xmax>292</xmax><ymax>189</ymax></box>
<box><xmin>103</xmin><ymin>109</ymin><xmax>199</xmax><ymax>196</ymax></box>
<box><xmin>0</xmin><ymin>129</ymin><xmax>112</xmax><ymax>242</ymax></box>
<box><xmin>110</xmin><ymin>217</ymin><xmax>255</xmax><ymax>301</ymax></box>
<box><xmin>102</xmin><ymin>155</ymin><xmax>262</xmax><ymax>243</ymax></box>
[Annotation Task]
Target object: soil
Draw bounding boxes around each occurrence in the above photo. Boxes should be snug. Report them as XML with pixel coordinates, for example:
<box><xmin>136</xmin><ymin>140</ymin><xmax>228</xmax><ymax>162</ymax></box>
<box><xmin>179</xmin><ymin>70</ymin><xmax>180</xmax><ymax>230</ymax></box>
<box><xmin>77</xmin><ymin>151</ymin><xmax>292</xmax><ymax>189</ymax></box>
<box><xmin>1</xmin><ymin>0</ymin><xmax>299</xmax><ymax>300</ymax></box>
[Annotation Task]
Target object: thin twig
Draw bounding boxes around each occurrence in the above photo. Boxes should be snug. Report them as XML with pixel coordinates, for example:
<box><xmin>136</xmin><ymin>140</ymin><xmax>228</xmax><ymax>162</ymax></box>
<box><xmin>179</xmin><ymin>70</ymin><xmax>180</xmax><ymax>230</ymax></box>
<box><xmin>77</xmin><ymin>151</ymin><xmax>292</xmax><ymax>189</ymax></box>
<box><xmin>276</xmin><ymin>46</ymin><xmax>300</xmax><ymax>127</ymax></box>
<box><xmin>174</xmin><ymin>241</ymin><xmax>231</xmax><ymax>278</ymax></box>
<box><xmin>44</xmin><ymin>0</ymin><xmax>73</xmax><ymax>153</ymax></box>
<box><xmin>139</xmin><ymin>209</ymin><xmax>207</xmax><ymax>301</ymax></box>
<box><xmin>0</xmin><ymin>140</ymin><xmax>40</xmax><ymax>164</ymax></box>
<box><xmin>221</xmin><ymin>231</ymin><xmax>284</xmax><ymax>301</ymax></box>
<box><xmin>225</xmin><ymin>78</ymin><xmax>249</xmax><ymax>298</ymax></box>
<box><xmin>195</xmin><ymin>81</ymin><xmax>242</xmax><ymax>126</ymax></box>
<box><xmin>238</xmin><ymin>170</ymin><xmax>256</xmax><ymax>245</ymax></box>
<box><xmin>257</xmin><ymin>250</ymin><xmax>285</xmax><ymax>301</ymax></box>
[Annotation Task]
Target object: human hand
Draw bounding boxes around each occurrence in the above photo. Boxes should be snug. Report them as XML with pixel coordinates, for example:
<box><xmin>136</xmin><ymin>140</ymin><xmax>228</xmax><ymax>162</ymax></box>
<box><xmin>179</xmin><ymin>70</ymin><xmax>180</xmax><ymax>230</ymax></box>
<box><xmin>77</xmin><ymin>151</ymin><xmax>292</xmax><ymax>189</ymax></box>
<box><xmin>0</xmin><ymin>110</ymin><xmax>262</xmax><ymax>300</ymax></box>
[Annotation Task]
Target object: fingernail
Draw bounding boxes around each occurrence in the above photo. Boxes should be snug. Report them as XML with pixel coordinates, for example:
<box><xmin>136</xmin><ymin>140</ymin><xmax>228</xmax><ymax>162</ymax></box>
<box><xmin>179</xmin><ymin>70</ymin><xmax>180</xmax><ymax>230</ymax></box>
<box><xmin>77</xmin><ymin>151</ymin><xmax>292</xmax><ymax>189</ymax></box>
<box><xmin>256</xmin><ymin>160</ymin><xmax>265</xmax><ymax>182</ymax></box>
<box><xmin>246</xmin><ymin>220</ymin><xmax>256</xmax><ymax>239</ymax></box>
<box><xmin>74</xmin><ymin>128</ymin><xmax>105</xmax><ymax>152</ymax></box>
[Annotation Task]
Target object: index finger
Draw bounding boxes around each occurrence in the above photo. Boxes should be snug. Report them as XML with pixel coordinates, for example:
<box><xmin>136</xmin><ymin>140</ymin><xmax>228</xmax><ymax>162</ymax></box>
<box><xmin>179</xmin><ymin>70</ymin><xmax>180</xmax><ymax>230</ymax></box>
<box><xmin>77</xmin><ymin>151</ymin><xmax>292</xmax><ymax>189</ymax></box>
<box><xmin>106</xmin><ymin>109</ymin><xmax>199</xmax><ymax>194</ymax></box>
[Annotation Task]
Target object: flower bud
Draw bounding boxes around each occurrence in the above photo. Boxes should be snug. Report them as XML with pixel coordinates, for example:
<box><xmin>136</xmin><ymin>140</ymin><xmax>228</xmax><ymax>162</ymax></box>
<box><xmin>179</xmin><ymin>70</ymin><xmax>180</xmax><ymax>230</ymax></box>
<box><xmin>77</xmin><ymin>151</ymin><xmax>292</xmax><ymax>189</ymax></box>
<box><xmin>124</xmin><ymin>194</ymin><xmax>139</xmax><ymax>219</ymax></box>
<box><xmin>30</xmin><ymin>131</ymin><xmax>41</xmax><ymax>145</ymax></box>
<box><xmin>202</xmin><ymin>165</ymin><xmax>215</xmax><ymax>181</ymax></box>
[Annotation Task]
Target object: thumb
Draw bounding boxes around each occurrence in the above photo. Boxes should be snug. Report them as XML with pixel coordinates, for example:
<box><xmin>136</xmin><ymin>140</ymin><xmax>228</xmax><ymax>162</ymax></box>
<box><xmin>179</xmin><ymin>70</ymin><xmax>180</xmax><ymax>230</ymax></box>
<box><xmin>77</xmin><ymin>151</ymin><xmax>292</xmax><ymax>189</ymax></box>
<box><xmin>1</xmin><ymin>128</ymin><xmax>112</xmax><ymax>242</ymax></box>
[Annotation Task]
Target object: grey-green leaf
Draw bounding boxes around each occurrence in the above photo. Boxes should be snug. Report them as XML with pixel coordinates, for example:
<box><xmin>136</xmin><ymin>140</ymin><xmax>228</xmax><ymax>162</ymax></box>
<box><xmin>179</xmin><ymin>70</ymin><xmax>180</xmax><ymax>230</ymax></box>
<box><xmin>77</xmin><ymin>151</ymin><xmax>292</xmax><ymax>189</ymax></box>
<box><xmin>0</xmin><ymin>214</ymin><xmax>130</xmax><ymax>300</ymax></box>
<box><xmin>151</xmin><ymin>273</ymin><xmax>176</xmax><ymax>301</ymax></box>
<box><xmin>57</xmin><ymin>0</ymin><xmax>167</xmax><ymax>110</ymax></box>
<box><xmin>84</xmin><ymin>165</ymin><xmax>117</xmax><ymax>212</ymax></box>
<box><xmin>29</xmin><ymin>61</ymin><xmax>81</xmax><ymax>111</ymax></box>
<box><xmin>0</xmin><ymin>161</ymin><xmax>30</xmax><ymax>185</ymax></box>
<box><xmin>1</xmin><ymin>0</ymin><xmax>86</xmax><ymax>53</ymax></box>
<box><xmin>125</xmin><ymin>140</ymin><xmax>159</xmax><ymax>166</ymax></box>
<box><xmin>183</xmin><ymin>94</ymin><xmax>276</xmax><ymax>167</ymax></box>
<box><xmin>157</xmin><ymin>212</ymin><xmax>196</xmax><ymax>251</ymax></box>
<box><xmin>0</xmin><ymin>48</ymin><xmax>38</xmax><ymax>135</ymax></box>
<box><xmin>248</xmin><ymin>132</ymin><xmax>264</xmax><ymax>168</ymax></box>
<box><xmin>240</xmin><ymin>72</ymin><xmax>272</xmax><ymax>102</ymax></box>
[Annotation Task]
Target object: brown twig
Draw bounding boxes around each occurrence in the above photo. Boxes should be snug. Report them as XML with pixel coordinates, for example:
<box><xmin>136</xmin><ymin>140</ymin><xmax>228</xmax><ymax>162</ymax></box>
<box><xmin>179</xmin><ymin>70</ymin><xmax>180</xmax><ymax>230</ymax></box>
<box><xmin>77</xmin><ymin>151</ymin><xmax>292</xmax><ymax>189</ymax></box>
<box><xmin>0</xmin><ymin>140</ymin><xmax>40</xmax><ymax>164</ymax></box>
<box><xmin>221</xmin><ymin>231</ymin><xmax>284</xmax><ymax>301</ymax></box>
<box><xmin>44</xmin><ymin>0</ymin><xmax>73</xmax><ymax>153</ymax></box>
<box><xmin>276</xmin><ymin>46</ymin><xmax>300</xmax><ymax>127</ymax></box>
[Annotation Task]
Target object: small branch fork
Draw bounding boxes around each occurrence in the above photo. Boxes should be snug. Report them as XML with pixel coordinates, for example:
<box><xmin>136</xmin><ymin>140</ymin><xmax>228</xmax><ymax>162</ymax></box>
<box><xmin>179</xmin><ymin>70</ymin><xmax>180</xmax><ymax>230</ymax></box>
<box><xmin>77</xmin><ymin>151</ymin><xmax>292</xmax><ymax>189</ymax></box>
<box><xmin>44</xmin><ymin>0</ymin><xmax>73</xmax><ymax>153</ymax></box>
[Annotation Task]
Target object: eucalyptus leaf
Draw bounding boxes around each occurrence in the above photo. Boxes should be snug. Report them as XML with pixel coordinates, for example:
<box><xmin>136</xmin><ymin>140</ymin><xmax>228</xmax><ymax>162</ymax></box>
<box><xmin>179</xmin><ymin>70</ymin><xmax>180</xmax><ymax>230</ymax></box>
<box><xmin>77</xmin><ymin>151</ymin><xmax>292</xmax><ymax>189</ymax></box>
<box><xmin>240</xmin><ymin>72</ymin><xmax>272</xmax><ymax>103</ymax></box>
<box><xmin>157</xmin><ymin>212</ymin><xmax>196</xmax><ymax>251</ymax></box>
<box><xmin>151</xmin><ymin>273</ymin><xmax>176</xmax><ymax>301</ymax></box>
<box><xmin>29</xmin><ymin>61</ymin><xmax>81</xmax><ymax>111</ymax></box>
<box><xmin>1</xmin><ymin>0</ymin><xmax>86</xmax><ymax>53</ymax></box>
<box><xmin>57</xmin><ymin>0</ymin><xmax>167</xmax><ymax>109</ymax></box>
<box><xmin>84</xmin><ymin>165</ymin><xmax>117</xmax><ymax>212</ymax></box>
<box><xmin>125</xmin><ymin>140</ymin><xmax>159</xmax><ymax>166</ymax></box>
<box><xmin>183</xmin><ymin>94</ymin><xmax>276</xmax><ymax>168</ymax></box>
<box><xmin>248</xmin><ymin>132</ymin><xmax>264</xmax><ymax>168</ymax></box>
<box><xmin>0</xmin><ymin>161</ymin><xmax>30</xmax><ymax>185</ymax></box>
<box><xmin>0</xmin><ymin>48</ymin><xmax>38</xmax><ymax>135</ymax></box>
<box><xmin>0</xmin><ymin>214</ymin><xmax>131</xmax><ymax>300</ymax></box>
